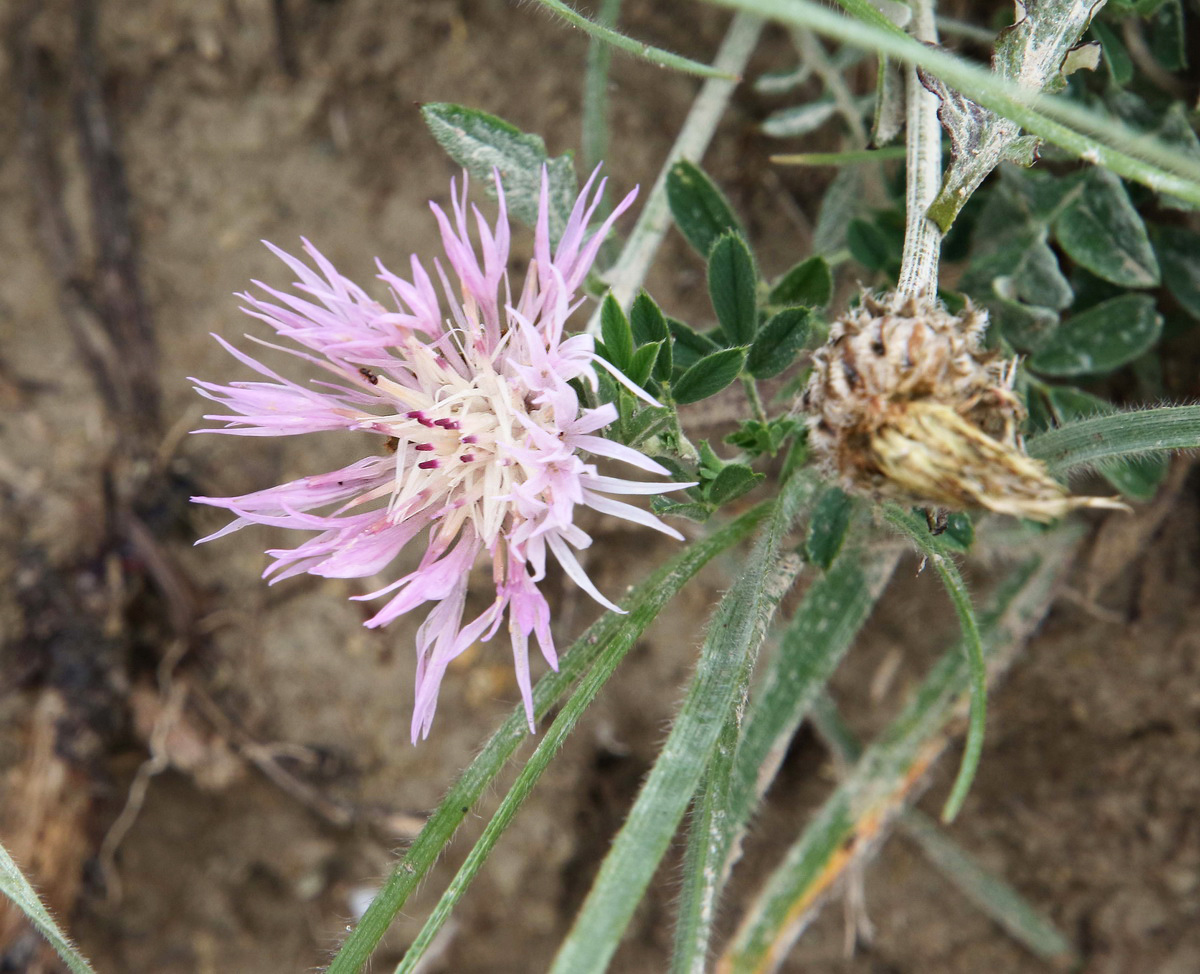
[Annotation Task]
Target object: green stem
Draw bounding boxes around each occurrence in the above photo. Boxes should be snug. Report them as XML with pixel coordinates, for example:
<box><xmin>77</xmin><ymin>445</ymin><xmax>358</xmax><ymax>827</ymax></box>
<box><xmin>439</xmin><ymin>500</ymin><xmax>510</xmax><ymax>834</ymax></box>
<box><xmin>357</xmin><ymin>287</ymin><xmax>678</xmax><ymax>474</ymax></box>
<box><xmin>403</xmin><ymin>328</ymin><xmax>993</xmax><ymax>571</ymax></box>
<box><xmin>882</xmin><ymin>505</ymin><xmax>986</xmax><ymax>822</ymax></box>
<box><xmin>326</xmin><ymin>503</ymin><xmax>770</xmax><ymax>973</ymax></box>
<box><xmin>588</xmin><ymin>12</ymin><xmax>764</xmax><ymax>332</ymax></box>
<box><xmin>549</xmin><ymin>473</ymin><xmax>815</xmax><ymax>974</ymax></box>
<box><xmin>582</xmin><ymin>0</ymin><xmax>622</xmax><ymax>177</ymax></box>
<box><xmin>530</xmin><ymin>0</ymin><xmax>735</xmax><ymax>79</ymax></box>
<box><xmin>896</xmin><ymin>0</ymin><xmax>943</xmax><ymax>301</ymax></box>
<box><xmin>702</xmin><ymin>0</ymin><xmax>1200</xmax><ymax>205</ymax></box>
<box><xmin>742</xmin><ymin>376</ymin><xmax>768</xmax><ymax>424</ymax></box>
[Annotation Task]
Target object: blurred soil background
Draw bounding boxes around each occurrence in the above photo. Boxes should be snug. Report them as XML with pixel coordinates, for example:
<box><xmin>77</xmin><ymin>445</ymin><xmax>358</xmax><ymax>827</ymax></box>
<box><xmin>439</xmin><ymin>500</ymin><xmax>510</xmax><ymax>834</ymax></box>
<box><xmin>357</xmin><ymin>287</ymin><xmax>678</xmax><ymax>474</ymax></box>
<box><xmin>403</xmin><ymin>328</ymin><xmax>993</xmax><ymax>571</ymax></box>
<box><xmin>1</xmin><ymin>1</ymin><xmax>1198</xmax><ymax>972</ymax></box>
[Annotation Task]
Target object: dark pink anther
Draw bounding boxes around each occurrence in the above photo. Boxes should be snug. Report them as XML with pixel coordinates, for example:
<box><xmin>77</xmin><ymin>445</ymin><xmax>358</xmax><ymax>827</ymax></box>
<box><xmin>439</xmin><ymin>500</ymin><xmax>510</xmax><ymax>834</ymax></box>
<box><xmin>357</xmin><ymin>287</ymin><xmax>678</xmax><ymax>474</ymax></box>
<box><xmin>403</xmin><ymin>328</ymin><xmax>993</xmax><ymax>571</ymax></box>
<box><xmin>406</xmin><ymin>410</ymin><xmax>435</xmax><ymax>428</ymax></box>
<box><xmin>460</xmin><ymin>454</ymin><xmax>475</xmax><ymax>463</ymax></box>
<box><xmin>418</xmin><ymin>459</ymin><xmax>440</xmax><ymax>470</ymax></box>
<box><xmin>461</xmin><ymin>434</ymin><xmax>478</xmax><ymax>444</ymax></box>
<box><xmin>414</xmin><ymin>443</ymin><xmax>436</xmax><ymax>452</ymax></box>
<box><xmin>434</xmin><ymin>418</ymin><xmax>461</xmax><ymax>430</ymax></box>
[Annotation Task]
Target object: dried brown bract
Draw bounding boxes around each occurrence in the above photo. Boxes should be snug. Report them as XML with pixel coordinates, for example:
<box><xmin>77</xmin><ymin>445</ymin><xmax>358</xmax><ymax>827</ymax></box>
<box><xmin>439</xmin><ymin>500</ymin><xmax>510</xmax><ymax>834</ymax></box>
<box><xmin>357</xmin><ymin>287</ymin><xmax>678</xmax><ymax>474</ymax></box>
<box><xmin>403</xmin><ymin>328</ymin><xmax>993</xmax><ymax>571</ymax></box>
<box><xmin>801</xmin><ymin>291</ymin><xmax>1124</xmax><ymax>522</ymax></box>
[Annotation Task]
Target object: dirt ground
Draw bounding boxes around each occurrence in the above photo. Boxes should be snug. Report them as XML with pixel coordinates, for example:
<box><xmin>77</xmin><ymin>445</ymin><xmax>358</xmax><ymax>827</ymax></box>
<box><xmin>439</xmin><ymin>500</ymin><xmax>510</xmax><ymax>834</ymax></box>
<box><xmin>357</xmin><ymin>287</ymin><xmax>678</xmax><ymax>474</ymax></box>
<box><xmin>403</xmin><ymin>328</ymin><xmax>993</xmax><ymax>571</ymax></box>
<box><xmin>1</xmin><ymin>2</ymin><xmax>1198</xmax><ymax>972</ymax></box>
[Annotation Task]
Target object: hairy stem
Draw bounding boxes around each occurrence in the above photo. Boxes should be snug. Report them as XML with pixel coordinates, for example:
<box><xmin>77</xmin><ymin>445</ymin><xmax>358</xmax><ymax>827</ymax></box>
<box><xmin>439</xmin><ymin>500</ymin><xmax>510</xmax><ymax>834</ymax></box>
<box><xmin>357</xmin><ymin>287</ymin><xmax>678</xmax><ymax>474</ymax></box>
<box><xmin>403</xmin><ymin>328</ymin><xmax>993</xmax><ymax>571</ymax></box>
<box><xmin>896</xmin><ymin>0</ymin><xmax>942</xmax><ymax>301</ymax></box>
<box><xmin>588</xmin><ymin>12</ymin><xmax>764</xmax><ymax>332</ymax></box>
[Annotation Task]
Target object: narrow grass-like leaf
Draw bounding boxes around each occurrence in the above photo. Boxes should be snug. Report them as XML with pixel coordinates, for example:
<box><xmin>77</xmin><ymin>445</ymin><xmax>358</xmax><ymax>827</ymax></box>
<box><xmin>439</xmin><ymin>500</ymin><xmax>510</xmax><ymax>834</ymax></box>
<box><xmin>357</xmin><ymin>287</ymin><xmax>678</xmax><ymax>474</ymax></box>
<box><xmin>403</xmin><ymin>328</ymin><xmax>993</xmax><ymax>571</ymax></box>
<box><xmin>391</xmin><ymin>502</ymin><xmax>782</xmax><ymax>974</ymax></box>
<box><xmin>882</xmin><ymin>505</ymin><xmax>986</xmax><ymax>823</ymax></box>
<box><xmin>900</xmin><ymin>809</ymin><xmax>1078</xmax><ymax>962</ymax></box>
<box><xmin>581</xmin><ymin>0</ymin><xmax>622</xmax><ymax>174</ymax></box>
<box><xmin>810</xmin><ymin>700</ymin><xmax>1078</xmax><ymax>964</ymax></box>
<box><xmin>0</xmin><ymin>842</ymin><xmax>96</xmax><ymax>974</ymax></box>
<box><xmin>804</xmin><ymin>486</ymin><xmax>853</xmax><ymax>570</ymax></box>
<box><xmin>771</xmin><ymin>145</ymin><xmax>909</xmax><ymax>166</ymax></box>
<box><xmin>327</xmin><ymin>504</ymin><xmax>770</xmax><ymax>974</ymax></box>
<box><xmin>704</xmin><ymin>0</ymin><xmax>1200</xmax><ymax>208</ymax></box>
<box><xmin>721</xmin><ymin>532</ymin><xmax>1080</xmax><ymax>973</ymax></box>
<box><xmin>1025</xmin><ymin>404</ymin><xmax>1200</xmax><ymax>474</ymax></box>
<box><xmin>671</xmin><ymin>544</ymin><xmax>899</xmax><ymax>974</ymax></box>
<box><xmin>549</xmin><ymin>474</ymin><xmax>816</xmax><ymax>974</ymax></box>
<box><xmin>1044</xmin><ymin>386</ymin><xmax>1169</xmax><ymax>500</ymax></box>
<box><xmin>671</xmin><ymin>546</ymin><xmax>812</xmax><ymax>974</ymax></box>
<box><xmin>529</xmin><ymin>0</ymin><xmax>735</xmax><ymax>78</ymax></box>
<box><xmin>421</xmin><ymin>103</ymin><xmax>578</xmax><ymax>241</ymax></box>
<box><xmin>673</xmin><ymin>704</ymin><xmax>743</xmax><ymax>974</ymax></box>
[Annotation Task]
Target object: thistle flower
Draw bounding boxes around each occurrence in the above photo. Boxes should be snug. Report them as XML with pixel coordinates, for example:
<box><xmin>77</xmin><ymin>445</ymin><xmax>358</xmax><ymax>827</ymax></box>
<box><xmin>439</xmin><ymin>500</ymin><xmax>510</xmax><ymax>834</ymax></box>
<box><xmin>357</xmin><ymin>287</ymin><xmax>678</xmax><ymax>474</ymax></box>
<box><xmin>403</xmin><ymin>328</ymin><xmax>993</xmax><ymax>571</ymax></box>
<box><xmin>802</xmin><ymin>291</ymin><xmax>1123</xmax><ymax>521</ymax></box>
<box><xmin>192</xmin><ymin>170</ymin><xmax>690</xmax><ymax>741</ymax></box>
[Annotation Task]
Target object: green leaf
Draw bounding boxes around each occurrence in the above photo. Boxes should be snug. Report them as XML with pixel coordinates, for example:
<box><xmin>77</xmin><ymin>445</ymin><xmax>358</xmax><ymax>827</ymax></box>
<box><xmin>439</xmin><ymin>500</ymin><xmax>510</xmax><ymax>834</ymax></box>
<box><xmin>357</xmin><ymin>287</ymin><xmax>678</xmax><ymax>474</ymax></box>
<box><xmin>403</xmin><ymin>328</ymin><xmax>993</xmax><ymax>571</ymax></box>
<box><xmin>707</xmin><ymin>463</ymin><xmax>765</xmax><ymax>505</ymax></box>
<box><xmin>625</xmin><ymin>341</ymin><xmax>661</xmax><ymax>388</ymax></box>
<box><xmin>1027</xmin><ymin>404</ymin><xmax>1200</xmax><ymax>474</ymax></box>
<box><xmin>421</xmin><ymin>103</ymin><xmax>577</xmax><ymax>242</ymax></box>
<box><xmin>1148</xmin><ymin>0</ymin><xmax>1186</xmax><ymax>71</ymax></box>
<box><xmin>992</xmin><ymin>298</ymin><xmax>1061</xmax><ymax>353</ymax></box>
<box><xmin>0</xmin><ymin>843</ymin><xmax>96</xmax><ymax>974</ymax></box>
<box><xmin>1029</xmin><ymin>294</ymin><xmax>1162</xmax><ymax>375</ymax></box>
<box><xmin>650</xmin><ymin>498</ymin><xmax>713</xmax><ymax>522</ymax></box>
<box><xmin>630</xmin><ymin>291</ymin><xmax>669</xmax><ymax>344</ymax></box>
<box><xmin>666</xmin><ymin>160</ymin><xmax>745</xmax><ymax>258</ymax></box>
<box><xmin>746</xmin><ymin>307</ymin><xmax>811</xmax><ymax>379</ymax></box>
<box><xmin>883</xmin><ymin>505</ymin><xmax>986</xmax><ymax>822</ymax></box>
<box><xmin>549</xmin><ymin>476</ymin><xmax>814</xmax><ymax>974</ymax></box>
<box><xmin>724</xmin><ymin>416</ymin><xmax>801</xmax><ymax>457</ymax></box>
<box><xmin>600</xmin><ymin>293</ymin><xmax>633</xmax><ymax>370</ymax></box>
<box><xmin>1090</xmin><ymin>19</ymin><xmax>1133</xmax><ymax>86</ymax></box>
<box><xmin>707</xmin><ymin>233</ymin><xmax>759</xmax><ymax>346</ymax></box>
<box><xmin>847</xmin><ymin>218</ymin><xmax>893</xmax><ymax>271</ymax></box>
<box><xmin>941</xmin><ymin>512</ymin><xmax>975</xmax><ymax>552</ymax></box>
<box><xmin>805</xmin><ymin>486</ymin><xmax>853</xmax><ymax>569</ymax></box>
<box><xmin>761</xmin><ymin>98</ymin><xmax>840</xmax><ymax>137</ymax></box>
<box><xmin>527</xmin><ymin>0</ymin><xmax>736</xmax><ymax>79</ymax></box>
<box><xmin>667</xmin><ymin>317</ymin><xmax>722</xmax><ymax>371</ymax></box>
<box><xmin>1004</xmin><ymin>232</ymin><xmax>1074</xmax><ymax>311</ymax></box>
<box><xmin>1045</xmin><ymin>386</ymin><xmax>1169</xmax><ymax>500</ymax></box>
<box><xmin>722</xmin><ymin>538</ymin><xmax>1080</xmax><ymax>970</ymax></box>
<box><xmin>813</xmin><ymin>166</ymin><xmax>863</xmax><ymax>257</ymax></box>
<box><xmin>671</xmin><ymin>347</ymin><xmax>747</xmax><ymax>404</ymax></box>
<box><xmin>899</xmin><ymin>809</ymin><xmax>1078</xmax><ymax>963</ymax></box>
<box><xmin>1153</xmin><ymin>225</ymin><xmax>1200</xmax><ymax>320</ymax></box>
<box><xmin>327</xmin><ymin>504</ymin><xmax>770</xmax><ymax>973</ymax></box>
<box><xmin>922</xmin><ymin>0</ymin><xmax>1107</xmax><ymax>231</ymax></box>
<box><xmin>1052</xmin><ymin>168</ymin><xmax>1160</xmax><ymax>288</ymax></box>
<box><xmin>768</xmin><ymin>255</ymin><xmax>833</xmax><ymax>307</ymax></box>
<box><xmin>672</xmin><ymin>546</ymin><xmax>898</xmax><ymax>973</ymax></box>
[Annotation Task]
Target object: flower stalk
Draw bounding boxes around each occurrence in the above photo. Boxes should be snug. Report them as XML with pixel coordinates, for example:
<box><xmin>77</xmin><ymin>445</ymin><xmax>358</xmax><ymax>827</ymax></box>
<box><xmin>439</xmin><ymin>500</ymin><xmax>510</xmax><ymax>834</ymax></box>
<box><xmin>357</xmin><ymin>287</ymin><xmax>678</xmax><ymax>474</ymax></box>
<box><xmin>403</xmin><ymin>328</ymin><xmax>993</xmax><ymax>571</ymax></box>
<box><xmin>896</xmin><ymin>0</ymin><xmax>943</xmax><ymax>301</ymax></box>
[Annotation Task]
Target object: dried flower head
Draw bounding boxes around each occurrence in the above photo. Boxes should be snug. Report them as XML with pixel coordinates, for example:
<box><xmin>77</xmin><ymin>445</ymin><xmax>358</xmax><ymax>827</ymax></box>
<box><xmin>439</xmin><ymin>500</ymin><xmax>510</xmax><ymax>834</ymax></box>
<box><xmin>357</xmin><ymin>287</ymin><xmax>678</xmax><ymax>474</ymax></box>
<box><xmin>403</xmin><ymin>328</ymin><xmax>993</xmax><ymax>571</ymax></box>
<box><xmin>802</xmin><ymin>291</ymin><xmax>1122</xmax><ymax>521</ymax></box>
<box><xmin>192</xmin><ymin>170</ymin><xmax>691</xmax><ymax>741</ymax></box>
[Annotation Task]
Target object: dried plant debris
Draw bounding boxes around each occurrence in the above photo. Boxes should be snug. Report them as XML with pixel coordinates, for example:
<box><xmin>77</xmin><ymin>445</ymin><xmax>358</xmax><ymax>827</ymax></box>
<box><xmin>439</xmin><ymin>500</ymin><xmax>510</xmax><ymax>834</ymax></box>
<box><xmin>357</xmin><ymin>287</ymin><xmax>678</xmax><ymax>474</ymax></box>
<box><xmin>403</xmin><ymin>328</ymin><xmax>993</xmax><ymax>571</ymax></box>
<box><xmin>801</xmin><ymin>291</ymin><xmax>1125</xmax><ymax>521</ymax></box>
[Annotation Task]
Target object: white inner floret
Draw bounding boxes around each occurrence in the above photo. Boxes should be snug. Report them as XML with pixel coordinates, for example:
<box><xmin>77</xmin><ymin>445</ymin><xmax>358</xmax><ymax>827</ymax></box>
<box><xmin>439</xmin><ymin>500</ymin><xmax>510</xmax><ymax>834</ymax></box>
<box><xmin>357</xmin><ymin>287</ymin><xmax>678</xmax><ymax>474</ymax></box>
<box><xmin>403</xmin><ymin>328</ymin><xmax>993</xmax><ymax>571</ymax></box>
<box><xmin>349</xmin><ymin>332</ymin><xmax>564</xmax><ymax>552</ymax></box>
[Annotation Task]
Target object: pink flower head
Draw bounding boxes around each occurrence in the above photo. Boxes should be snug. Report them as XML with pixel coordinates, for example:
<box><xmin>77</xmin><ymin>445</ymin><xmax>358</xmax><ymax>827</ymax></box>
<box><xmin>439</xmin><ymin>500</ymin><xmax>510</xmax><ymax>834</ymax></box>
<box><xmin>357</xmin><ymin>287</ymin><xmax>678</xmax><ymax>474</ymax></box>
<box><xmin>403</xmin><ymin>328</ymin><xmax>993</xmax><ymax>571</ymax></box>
<box><xmin>192</xmin><ymin>169</ymin><xmax>692</xmax><ymax>742</ymax></box>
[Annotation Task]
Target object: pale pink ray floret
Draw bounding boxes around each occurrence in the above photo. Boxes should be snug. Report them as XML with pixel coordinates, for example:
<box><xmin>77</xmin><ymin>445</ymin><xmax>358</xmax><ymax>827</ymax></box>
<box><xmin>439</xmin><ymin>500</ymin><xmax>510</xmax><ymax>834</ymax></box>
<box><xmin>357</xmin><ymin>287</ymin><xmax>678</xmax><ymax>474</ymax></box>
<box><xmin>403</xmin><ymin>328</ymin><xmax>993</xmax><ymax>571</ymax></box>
<box><xmin>192</xmin><ymin>169</ymin><xmax>692</xmax><ymax>742</ymax></box>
